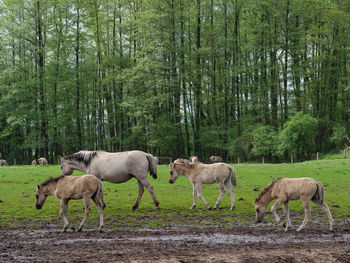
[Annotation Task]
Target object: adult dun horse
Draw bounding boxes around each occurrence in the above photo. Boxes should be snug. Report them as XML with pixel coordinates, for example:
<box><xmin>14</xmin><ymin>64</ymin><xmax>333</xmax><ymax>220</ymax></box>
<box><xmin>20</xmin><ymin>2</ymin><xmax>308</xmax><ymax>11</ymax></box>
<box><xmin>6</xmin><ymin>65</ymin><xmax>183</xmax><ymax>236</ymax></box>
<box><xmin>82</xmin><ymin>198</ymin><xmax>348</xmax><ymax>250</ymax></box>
<box><xmin>60</xmin><ymin>150</ymin><xmax>159</xmax><ymax>210</ymax></box>
<box><xmin>169</xmin><ymin>158</ymin><xmax>237</xmax><ymax>210</ymax></box>
<box><xmin>36</xmin><ymin>174</ymin><xmax>105</xmax><ymax>232</ymax></box>
<box><xmin>254</xmin><ymin>177</ymin><xmax>334</xmax><ymax>232</ymax></box>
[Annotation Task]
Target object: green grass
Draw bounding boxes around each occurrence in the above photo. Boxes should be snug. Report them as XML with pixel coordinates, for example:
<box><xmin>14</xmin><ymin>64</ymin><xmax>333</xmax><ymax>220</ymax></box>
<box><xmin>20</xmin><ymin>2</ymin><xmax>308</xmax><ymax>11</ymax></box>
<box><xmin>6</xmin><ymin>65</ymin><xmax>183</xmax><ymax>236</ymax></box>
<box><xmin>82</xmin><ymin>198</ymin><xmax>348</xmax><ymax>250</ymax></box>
<box><xmin>1</xmin><ymin>159</ymin><xmax>350</xmax><ymax>229</ymax></box>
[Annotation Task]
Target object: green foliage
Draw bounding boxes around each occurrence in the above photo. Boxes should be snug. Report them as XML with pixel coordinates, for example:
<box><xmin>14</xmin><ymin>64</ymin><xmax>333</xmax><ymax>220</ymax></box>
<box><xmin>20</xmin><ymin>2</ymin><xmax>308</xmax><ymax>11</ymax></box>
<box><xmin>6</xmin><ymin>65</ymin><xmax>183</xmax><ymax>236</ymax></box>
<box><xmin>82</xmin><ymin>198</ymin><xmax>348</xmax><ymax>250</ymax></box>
<box><xmin>278</xmin><ymin>112</ymin><xmax>318</xmax><ymax>158</ymax></box>
<box><xmin>330</xmin><ymin>125</ymin><xmax>350</xmax><ymax>151</ymax></box>
<box><xmin>0</xmin><ymin>0</ymin><xmax>349</xmax><ymax>162</ymax></box>
<box><xmin>251</xmin><ymin>125</ymin><xmax>277</xmax><ymax>159</ymax></box>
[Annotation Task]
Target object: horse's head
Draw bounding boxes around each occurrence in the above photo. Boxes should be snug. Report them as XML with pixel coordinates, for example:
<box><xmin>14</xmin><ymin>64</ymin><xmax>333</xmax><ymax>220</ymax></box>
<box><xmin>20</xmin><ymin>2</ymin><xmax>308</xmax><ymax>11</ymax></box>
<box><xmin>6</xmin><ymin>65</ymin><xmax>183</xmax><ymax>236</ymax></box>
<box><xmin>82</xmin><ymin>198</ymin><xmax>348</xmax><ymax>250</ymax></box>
<box><xmin>60</xmin><ymin>158</ymin><xmax>73</xmax><ymax>175</ymax></box>
<box><xmin>253</xmin><ymin>198</ymin><xmax>266</xmax><ymax>223</ymax></box>
<box><xmin>35</xmin><ymin>185</ymin><xmax>47</xmax><ymax>209</ymax></box>
<box><xmin>168</xmin><ymin>162</ymin><xmax>180</xmax><ymax>184</ymax></box>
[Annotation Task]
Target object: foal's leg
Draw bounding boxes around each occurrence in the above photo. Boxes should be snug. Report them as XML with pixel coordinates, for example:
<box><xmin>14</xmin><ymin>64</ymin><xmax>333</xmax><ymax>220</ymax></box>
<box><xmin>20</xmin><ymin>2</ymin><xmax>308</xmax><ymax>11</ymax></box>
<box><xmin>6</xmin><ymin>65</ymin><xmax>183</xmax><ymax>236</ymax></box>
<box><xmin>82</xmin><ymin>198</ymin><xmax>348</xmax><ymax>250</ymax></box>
<box><xmin>92</xmin><ymin>197</ymin><xmax>104</xmax><ymax>232</ymax></box>
<box><xmin>196</xmin><ymin>184</ymin><xmax>211</xmax><ymax>210</ymax></box>
<box><xmin>270</xmin><ymin>199</ymin><xmax>283</xmax><ymax>224</ymax></box>
<box><xmin>283</xmin><ymin>201</ymin><xmax>292</xmax><ymax>231</ymax></box>
<box><xmin>78</xmin><ymin>197</ymin><xmax>91</xmax><ymax>232</ymax></box>
<box><xmin>318</xmin><ymin>203</ymin><xmax>335</xmax><ymax>231</ymax></box>
<box><xmin>224</xmin><ymin>179</ymin><xmax>235</xmax><ymax>210</ymax></box>
<box><xmin>132</xmin><ymin>180</ymin><xmax>144</xmax><ymax>211</ymax></box>
<box><xmin>190</xmin><ymin>183</ymin><xmax>197</xmax><ymax>210</ymax></box>
<box><xmin>297</xmin><ymin>197</ymin><xmax>312</xmax><ymax>232</ymax></box>
<box><xmin>139</xmin><ymin>178</ymin><xmax>160</xmax><ymax>210</ymax></box>
<box><xmin>214</xmin><ymin>181</ymin><xmax>225</xmax><ymax>210</ymax></box>
<box><xmin>60</xmin><ymin>199</ymin><xmax>69</xmax><ymax>232</ymax></box>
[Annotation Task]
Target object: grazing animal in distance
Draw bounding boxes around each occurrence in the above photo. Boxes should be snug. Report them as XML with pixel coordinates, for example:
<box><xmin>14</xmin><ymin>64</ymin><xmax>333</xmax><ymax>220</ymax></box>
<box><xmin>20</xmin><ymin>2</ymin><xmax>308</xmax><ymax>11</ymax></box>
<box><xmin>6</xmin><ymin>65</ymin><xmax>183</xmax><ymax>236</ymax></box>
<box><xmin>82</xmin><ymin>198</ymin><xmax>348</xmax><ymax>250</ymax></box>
<box><xmin>35</xmin><ymin>174</ymin><xmax>105</xmax><ymax>232</ymax></box>
<box><xmin>38</xmin><ymin>157</ymin><xmax>48</xmax><ymax>167</ymax></box>
<box><xmin>253</xmin><ymin>177</ymin><xmax>334</xmax><ymax>232</ymax></box>
<box><xmin>169</xmin><ymin>158</ymin><xmax>237</xmax><ymax>210</ymax></box>
<box><xmin>32</xmin><ymin>160</ymin><xmax>37</xmax><ymax>167</ymax></box>
<box><xmin>210</xmin><ymin>156</ymin><xmax>223</xmax><ymax>163</ymax></box>
<box><xmin>60</xmin><ymin>150</ymin><xmax>159</xmax><ymax>210</ymax></box>
<box><xmin>0</xmin><ymin>159</ymin><xmax>8</xmax><ymax>166</ymax></box>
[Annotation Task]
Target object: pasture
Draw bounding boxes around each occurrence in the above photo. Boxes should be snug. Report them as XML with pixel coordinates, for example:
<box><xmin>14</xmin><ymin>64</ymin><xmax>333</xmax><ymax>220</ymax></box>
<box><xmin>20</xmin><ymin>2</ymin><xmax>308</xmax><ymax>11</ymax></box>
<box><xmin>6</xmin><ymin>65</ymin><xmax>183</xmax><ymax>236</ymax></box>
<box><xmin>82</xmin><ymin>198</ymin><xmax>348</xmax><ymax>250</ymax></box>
<box><xmin>1</xmin><ymin>159</ymin><xmax>350</xmax><ymax>262</ymax></box>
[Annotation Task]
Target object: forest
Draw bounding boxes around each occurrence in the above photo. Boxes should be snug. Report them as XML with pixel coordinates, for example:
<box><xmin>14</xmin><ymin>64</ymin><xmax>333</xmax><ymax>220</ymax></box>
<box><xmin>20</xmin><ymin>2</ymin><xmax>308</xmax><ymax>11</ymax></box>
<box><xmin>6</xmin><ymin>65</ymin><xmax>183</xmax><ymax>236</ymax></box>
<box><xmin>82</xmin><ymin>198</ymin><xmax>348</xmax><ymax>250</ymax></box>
<box><xmin>0</xmin><ymin>0</ymin><xmax>349</xmax><ymax>164</ymax></box>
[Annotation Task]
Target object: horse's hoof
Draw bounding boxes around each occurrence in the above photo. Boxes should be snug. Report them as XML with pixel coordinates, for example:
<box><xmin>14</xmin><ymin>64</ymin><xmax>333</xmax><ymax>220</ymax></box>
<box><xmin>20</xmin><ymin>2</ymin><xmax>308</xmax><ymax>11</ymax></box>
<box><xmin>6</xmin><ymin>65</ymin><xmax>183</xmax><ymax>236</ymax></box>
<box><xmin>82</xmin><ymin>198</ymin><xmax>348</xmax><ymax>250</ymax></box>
<box><xmin>98</xmin><ymin>228</ymin><xmax>104</xmax><ymax>233</ymax></box>
<box><xmin>155</xmin><ymin>206</ymin><xmax>160</xmax><ymax>210</ymax></box>
<box><xmin>207</xmin><ymin>207</ymin><xmax>211</xmax><ymax>210</ymax></box>
<box><xmin>230</xmin><ymin>206</ymin><xmax>235</xmax><ymax>211</ymax></box>
<box><xmin>71</xmin><ymin>226</ymin><xmax>76</xmax><ymax>231</ymax></box>
<box><xmin>131</xmin><ymin>206</ymin><xmax>137</xmax><ymax>211</ymax></box>
<box><xmin>77</xmin><ymin>228</ymin><xmax>82</xmax><ymax>232</ymax></box>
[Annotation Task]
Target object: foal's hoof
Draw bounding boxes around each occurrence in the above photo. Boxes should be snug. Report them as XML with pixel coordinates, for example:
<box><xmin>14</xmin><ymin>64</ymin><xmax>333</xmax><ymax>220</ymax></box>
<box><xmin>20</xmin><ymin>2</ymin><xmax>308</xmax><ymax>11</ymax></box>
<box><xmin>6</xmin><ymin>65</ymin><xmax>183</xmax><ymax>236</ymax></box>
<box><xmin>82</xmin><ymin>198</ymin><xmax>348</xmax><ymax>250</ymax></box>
<box><xmin>230</xmin><ymin>206</ymin><xmax>235</xmax><ymax>211</ymax></box>
<box><xmin>98</xmin><ymin>228</ymin><xmax>104</xmax><ymax>233</ymax></box>
<box><xmin>207</xmin><ymin>207</ymin><xmax>212</xmax><ymax>210</ymax></box>
<box><xmin>77</xmin><ymin>228</ymin><xmax>82</xmax><ymax>232</ymax></box>
<box><xmin>131</xmin><ymin>206</ymin><xmax>138</xmax><ymax>211</ymax></box>
<box><xmin>71</xmin><ymin>226</ymin><xmax>76</xmax><ymax>231</ymax></box>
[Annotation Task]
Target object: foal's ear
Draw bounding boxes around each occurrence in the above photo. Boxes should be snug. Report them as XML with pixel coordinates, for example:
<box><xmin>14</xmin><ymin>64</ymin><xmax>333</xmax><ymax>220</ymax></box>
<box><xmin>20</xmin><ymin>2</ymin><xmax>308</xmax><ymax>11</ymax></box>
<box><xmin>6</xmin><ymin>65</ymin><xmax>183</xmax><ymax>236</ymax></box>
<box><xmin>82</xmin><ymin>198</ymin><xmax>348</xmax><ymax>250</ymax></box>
<box><xmin>36</xmin><ymin>185</ymin><xmax>41</xmax><ymax>191</ymax></box>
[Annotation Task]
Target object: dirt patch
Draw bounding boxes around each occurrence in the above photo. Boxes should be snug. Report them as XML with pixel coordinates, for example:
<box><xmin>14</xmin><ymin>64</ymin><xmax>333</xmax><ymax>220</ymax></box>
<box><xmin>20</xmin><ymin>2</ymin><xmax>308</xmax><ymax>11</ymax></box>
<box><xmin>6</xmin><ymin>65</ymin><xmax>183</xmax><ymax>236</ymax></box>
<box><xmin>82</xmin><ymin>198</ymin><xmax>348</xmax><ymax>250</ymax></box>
<box><xmin>1</xmin><ymin>219</ymin><xmax>350</xmax><ymax>262</ymax></box>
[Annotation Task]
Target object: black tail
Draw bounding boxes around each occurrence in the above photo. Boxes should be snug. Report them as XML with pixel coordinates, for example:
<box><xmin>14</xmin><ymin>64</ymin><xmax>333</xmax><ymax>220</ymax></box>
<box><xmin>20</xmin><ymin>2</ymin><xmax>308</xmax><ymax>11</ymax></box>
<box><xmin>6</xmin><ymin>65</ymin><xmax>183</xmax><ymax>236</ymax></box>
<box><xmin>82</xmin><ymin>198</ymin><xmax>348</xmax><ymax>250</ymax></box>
<box><xmin>311</xmin><ymin>182</ymin><xmax>324</xmax><ymax>205</ymax></box>
<box><xmin>146</xmin><ymin>154</ymin><xmax>157</xmax><ymax>179</ymax></box>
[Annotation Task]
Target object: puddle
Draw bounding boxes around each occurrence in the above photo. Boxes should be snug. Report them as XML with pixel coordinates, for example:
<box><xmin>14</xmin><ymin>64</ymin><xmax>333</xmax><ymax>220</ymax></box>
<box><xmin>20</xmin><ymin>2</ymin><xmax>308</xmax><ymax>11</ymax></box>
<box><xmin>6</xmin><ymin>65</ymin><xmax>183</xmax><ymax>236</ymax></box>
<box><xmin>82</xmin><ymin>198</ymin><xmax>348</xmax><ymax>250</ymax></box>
<box><xmin>12</xmin><ymin>232</ymin><xmax>350</xmax><ymax>246</ymax></box>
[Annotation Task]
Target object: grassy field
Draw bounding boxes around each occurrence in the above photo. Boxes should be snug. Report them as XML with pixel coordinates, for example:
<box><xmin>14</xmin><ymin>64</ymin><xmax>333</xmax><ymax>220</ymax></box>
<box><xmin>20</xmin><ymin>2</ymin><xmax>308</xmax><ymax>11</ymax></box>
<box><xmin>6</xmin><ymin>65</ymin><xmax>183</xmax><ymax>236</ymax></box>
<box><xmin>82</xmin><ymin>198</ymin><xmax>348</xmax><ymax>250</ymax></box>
<box><xmin>0</xmin><ymin>159</ymin><xmax>350</xmax><ymax>229</ymax></box>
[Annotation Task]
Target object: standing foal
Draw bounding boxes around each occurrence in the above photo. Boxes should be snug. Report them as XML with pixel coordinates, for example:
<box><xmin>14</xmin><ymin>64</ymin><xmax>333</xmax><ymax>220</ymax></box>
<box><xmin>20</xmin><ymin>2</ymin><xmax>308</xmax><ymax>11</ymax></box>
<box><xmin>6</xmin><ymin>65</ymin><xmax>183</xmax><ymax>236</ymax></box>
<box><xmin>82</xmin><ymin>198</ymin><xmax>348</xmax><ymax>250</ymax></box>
<box><xmin>35</xmin><ymin>174</ymin><xmax>106</xmax><ymax>232</ymax></box>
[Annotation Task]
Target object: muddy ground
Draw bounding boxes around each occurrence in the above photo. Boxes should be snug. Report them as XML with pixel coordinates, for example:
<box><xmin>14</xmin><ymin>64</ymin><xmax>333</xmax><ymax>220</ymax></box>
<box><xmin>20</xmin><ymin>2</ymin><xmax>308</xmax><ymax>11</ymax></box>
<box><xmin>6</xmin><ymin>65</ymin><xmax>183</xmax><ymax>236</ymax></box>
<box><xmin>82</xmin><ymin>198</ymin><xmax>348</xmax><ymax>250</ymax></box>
<box><xmin>1</xmin><ymin>216</ymin><xmax>350</xmax><ymax>263</ymax></box>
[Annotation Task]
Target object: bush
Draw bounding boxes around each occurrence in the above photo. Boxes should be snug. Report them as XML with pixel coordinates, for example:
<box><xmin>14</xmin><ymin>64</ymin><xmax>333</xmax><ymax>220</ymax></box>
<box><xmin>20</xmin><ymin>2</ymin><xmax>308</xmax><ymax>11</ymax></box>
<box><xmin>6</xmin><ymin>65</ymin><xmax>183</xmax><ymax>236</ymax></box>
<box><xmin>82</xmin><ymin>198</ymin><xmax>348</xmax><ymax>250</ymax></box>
<box><xmin>278</xmin><ymin>112</ymin><xmax>318</xmax><ymax>159</ymax></box>
<box><xmin>251</xmin><ymin>125</ymin><xmax>277</xmax><ymax>161</ymax></box>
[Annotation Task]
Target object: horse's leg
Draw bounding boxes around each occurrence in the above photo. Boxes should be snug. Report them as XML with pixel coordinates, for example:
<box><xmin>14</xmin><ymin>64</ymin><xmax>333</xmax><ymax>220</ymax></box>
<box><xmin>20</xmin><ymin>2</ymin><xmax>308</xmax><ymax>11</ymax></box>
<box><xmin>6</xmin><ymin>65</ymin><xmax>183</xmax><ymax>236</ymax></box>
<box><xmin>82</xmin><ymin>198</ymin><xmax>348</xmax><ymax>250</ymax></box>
<box><xmin>224</xmin><ymin>179</ymin><xmax>235</xmax><ymax>210</ymax></box>
<box><xmin>196</xmin><ymin>184</ymin><xmax>211</xmax><ymax>210</ymax></box>
<box><xmin>92</xmin><ymin>197</ymin><xmax>104</xmax><ymax>232</ymax></box>
<box><xmin>297</xmin><ymin>197</ymin><xmax>311</xmax><ymax>232</ymax></box>
<box><xmin>132</xmin><ymin>180</ymin><xmax>144</xmax><ymax>211</ymax></box>
<box><xmin>283</xmin><ymin>201</ymin><xmax>292</xmax><ymax>231</ymax></box>
<box><xmin>60</xmin><ymin>199</ymin><xmax>69</xmax><ymax>232</ymax></box>
<box><xmin>78</xmin><ymin>197</ymin><xmax>91</xmax><ymax>232</ymax></box>
<box><xmin>139</xmin><ymin>178</ymin><xmax>160</xmax><ymax>210</ymax></box>
<box><xmin>318</xmin><ymin>203</ymin><xmax>335</xmax><ymax>231</ymax></box>
<box><xmin>214</xmin><ymin>181</ymin><xmax>225</xmax><ymax>210</ymax></box>
<box><xmin>270</xmin><ymin>199</ymin><xmax>282</xmax><ymax>224</ymax></box>
<box><xmin>190</xmin><ymin>183</ymin><xmax>197</xmax><ymax>210</ymax></box>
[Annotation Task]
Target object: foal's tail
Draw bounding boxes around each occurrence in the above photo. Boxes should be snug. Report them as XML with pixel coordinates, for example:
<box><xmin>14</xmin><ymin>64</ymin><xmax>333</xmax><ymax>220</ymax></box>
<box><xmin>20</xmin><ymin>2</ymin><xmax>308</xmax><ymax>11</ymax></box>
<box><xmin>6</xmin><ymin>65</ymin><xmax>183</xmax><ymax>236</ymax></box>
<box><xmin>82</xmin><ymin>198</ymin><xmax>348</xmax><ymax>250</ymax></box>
<box><xmin>229</xmin><ymin>167</ymin><xmax>237</xmax><ymax>187</ymax></box>
<box><xmin>311</xmin><ymin>182</ymin><xmax>324</xmax><ymax>205</ymax></box>
<box><xmin>146</xmin><ymin>154</ymin><xmax>157</xmax><ymax>179</ymax></box>
<box><xmin>95</xmin><ymin>180</ymin><xmax>106</xmax><ymax>209</ymax></box>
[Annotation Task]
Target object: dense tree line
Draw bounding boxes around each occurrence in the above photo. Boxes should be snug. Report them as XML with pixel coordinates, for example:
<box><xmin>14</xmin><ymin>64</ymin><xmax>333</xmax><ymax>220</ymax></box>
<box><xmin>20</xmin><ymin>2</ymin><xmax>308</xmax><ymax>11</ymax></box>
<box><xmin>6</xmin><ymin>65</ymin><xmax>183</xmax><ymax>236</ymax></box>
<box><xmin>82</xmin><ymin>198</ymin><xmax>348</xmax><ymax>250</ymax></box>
<box><xmin>0</xmin><ymin>0</ymin><xmax>349</xmax><ymax>164</ymax></box>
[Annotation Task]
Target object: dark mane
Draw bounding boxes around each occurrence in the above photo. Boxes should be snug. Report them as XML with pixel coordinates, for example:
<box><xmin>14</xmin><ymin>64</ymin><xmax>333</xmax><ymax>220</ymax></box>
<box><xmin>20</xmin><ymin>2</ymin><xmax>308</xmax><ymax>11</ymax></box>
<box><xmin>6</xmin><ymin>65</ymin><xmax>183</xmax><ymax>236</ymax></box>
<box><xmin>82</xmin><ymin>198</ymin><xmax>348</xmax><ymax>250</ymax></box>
<box><xmin>40</xmin><ymin>175</ymin><xmax>65</xmax><ymax>187</ymax></box>
<box><xmin>255</xmin><ymin>177</ymin><xmax>284</xmax><ymax>202</ymax></box>
<box><xmin>64</xmin><ymin>150</ymin><xmax>98</xmax><ymax>167</ymax></box>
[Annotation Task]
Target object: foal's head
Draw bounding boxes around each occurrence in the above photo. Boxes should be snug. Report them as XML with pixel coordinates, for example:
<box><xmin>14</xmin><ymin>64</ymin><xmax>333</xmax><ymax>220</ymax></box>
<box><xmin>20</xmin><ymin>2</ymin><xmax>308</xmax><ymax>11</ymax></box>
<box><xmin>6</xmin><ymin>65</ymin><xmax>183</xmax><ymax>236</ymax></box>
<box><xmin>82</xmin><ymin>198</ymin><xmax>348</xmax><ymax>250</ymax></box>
<box><xmin>253</xmin><ymin>198</ymin><xmax>267</xmax><ymax>223</ymax></box>
<box><xmin>35</xmin><ymin>185</ymin><xmax>48</xmax><ymax>209</ymax></box>
<box><xmin>168</xmin><ymin>163</ymin><xmax>180</xmax><ymax>184</ymax></box>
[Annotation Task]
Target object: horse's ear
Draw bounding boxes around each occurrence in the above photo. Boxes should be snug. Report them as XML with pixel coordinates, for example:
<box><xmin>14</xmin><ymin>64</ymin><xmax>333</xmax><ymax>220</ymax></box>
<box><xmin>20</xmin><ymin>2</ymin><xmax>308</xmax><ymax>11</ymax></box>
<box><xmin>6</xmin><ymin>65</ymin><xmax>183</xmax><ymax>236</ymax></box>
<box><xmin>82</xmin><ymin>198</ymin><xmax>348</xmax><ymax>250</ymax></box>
<box><xmin>253</xmin><ymin>198</ymin><xmax>258</xmax><ymax>204</ymax></box>
<box><xmin>37</xmin><ymin>185</ymin><xmax>41</xmax><ymax>190</ymax></box>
